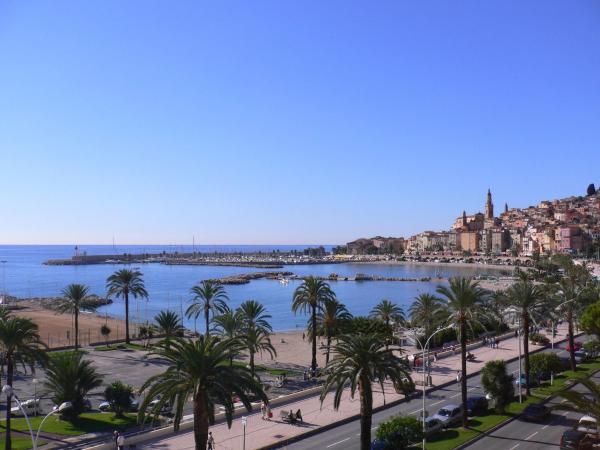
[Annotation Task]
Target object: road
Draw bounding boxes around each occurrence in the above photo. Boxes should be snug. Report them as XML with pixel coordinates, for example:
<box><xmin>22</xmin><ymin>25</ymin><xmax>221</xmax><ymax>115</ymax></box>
<box><xmin>466</xmin><ymin>364</ymin><xmax>599</xmax><ymax>449</ymax></box>
<box><xmin>283</xmin><ymin>339</ymin><xmax>584</xmax><ymax>450</ymax></box>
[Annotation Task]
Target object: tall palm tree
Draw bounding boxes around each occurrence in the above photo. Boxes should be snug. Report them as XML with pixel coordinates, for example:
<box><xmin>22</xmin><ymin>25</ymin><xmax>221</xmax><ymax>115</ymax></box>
<box><xmin>320</xmin><ymin>333</ymin><xmax>412</xmax><ymax>450</ymax></box>
<box><xmin>0</xmin><ymin>317</ymin><xmax>47</xmax><ymax>450</ymax></box>
<box><xmin>212</xmin><ymin>307</ymin><xmax>244</xmax><ymax>366</ymax></box>
<box><xmin>506</xmin><ymin>281</ymin><xmax>545</xmax><ymax>396</ymax></box>
<box><xmin>370</xmin><ymin>299</ymin><xmax>405</xmax><ymax>329</ymax></box>
<box><xmin>106</xmin><ymin>269</ymin><xmax>148</xmax><ymax>344</ymax></box>
<box><xmin>554</xmin><ymin>378</ymin><xmax>600</xmax><ymax>421</ymax></box>
<box><xmin>186</xmin><ymin>281</ymin><xmax>228</xmax><ymax>337</ymax></box>
<box><xmin>138</xmin><ymin>336</ymin><xmax>268</xmax><ymax>450</ymax></box>
<box><xmin>310</xmin><ymin>298</ymin><xmax>352</xmax><ymax>364</ymax></box>
<box><xmin>56</xmin><ymin>283</ymin><xmax>92</xmax><ymax>350</ymax></box>
<box><xmin>292</xmin><ymin>277</ymin><xmax>335</xmax><ymax>375</ymax></box>
<box><xmin>408</xmin><ymin>293</ymin><xmax>447</xmax><ymax>336</ymax></box>
<box><xmin>436</xmin><ymin>277</ymin><xmax>488</xmax><ymax>427</ymax></box>
<box><xmin>43</xmin><ymin>351</ymin><xmax>103</xmax><ymax>421</ymax></box>
<box><xmin>238</xmin><ymin>300</ymin><xmax>276</xmax><ymax>376</ymax></box>
<box><xmin>154</xmin><ymin>310</ymin><xmax>184</xmax><ymax>343</ymax></box>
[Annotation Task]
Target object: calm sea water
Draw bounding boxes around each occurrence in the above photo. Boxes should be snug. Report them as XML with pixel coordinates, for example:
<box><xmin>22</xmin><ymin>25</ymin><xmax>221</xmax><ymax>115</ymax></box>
<box><xmin>0</xmin><ymin>245</ymin><xmax>504</xmax><ymax>331</ymax></box>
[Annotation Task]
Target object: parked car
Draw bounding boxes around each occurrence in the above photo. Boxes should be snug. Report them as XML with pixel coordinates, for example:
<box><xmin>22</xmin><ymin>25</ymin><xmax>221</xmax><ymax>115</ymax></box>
<box><xmin>370</xmin><ymin>439</ymin><xmax>388</xmax><ymax>450</ymax></box>
<box><xmin>148</xmin><ymin>397</ymin><xmax>172</xmax><ymax>414</ymax></box>
<box><xmin>11</xmin><ymin>398</ymin><xmax>40</xmax><ymax>416</ymax></box>
<box><xmin>466</xmin><ymin>395</ymin><xmax>488</xmax><ymax>416</ymax></box>
<box><xmin>52</xmin><ymin>397</ymin><xmax>91</xmax><ymax>413</ymax></box>
<box><xmin>431</xmin><ymin>404</ymin><xmax>463</xmax><ymax>428</ymax></box>
<box><xmin>560</xmin><ymin>429</ymin><xmax>594</xmax><ymax>449</ymax></box>
<box><xmin>521</xmin><ymin>403</ymin><xmax>550</xmax><ymax>422</ymax></box>
<box><xmin>576</xmin><ymin>415</ymin><xmax>598</xmax><ymax>440</ymax></box>
<box><xmin>424</xmin><ymin>417</ymin><xmax>444</xmax><ymax>435</ymax></box>
<box><xmin>566</xmin><ymin>341</ymin><xmax>583</xmax><ymax>352</ymax></box>
<box><xmin>574</xmin><ymin>351</ymin><xmax>590</xmax><ymax>364</ymax></box>
<box><xmin>516</xmin><ymin>374</ymin><xmax>532</xmax><ymax>388</ymax></box>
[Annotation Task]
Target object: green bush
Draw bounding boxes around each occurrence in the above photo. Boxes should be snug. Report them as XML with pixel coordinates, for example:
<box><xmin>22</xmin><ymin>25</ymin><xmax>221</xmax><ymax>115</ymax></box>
<box><xmin>376</xmin><ymin>415</ymin><xmax>423</xmax><ymax>449</ymax></box>
<box><xmin>481</xmin><ymin>360</ymin><xmax>514</xmax><ymax>413</ymax></box>
<box><xmin>581</xmin><ymin>302</ymin><xmax>600</xmax><ymax>342</ymax></box>
<box><xmin>529</xmin><ymin>353</ymin><xmax>562</xmax><ymax>380</ymax></box>
<box><xmin>529</xmin><ymin>333</ymin><xmax>550</xmax><ymax>345</ymax></box>
<box><xmin>104</xmin><ymin>381</ymin><xmax>134</xmax><ymax>418</ymax></box>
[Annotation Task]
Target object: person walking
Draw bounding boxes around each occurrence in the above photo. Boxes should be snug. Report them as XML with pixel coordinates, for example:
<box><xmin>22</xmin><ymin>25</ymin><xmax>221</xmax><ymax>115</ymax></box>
<box><xmin>456</xmin><ymin>370</ymin><xmax>461</xmax><ymax>383</ymax></box>
<box><xmin>207</xmin><ymin>431</ymin><xmax>215</xmax><ymax>450</ymax></box>
<box><xmin>260</xmin><ymin>401</ymin><xmax>266</xmax><ymax>420</ymax></box>
<box><xmin>113</xmin><ymin>430</ymin><xmax>119</xmax><ymax>449</ymax></box>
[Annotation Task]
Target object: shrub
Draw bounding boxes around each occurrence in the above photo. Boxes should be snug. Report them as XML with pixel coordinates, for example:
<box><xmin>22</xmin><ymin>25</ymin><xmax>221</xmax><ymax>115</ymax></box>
<box><xmin>105</xmin><ymin>381</ymin><xmax>134</xmax><ymax>418</ymax></box>
<box><xmin>481</xmin><ymin>360</ymin><xmax>514</xmax><ymax>413</ymax></box>
<box><xmin>581</xmin><ymin>302</ymin><xmax>600</xmax><ymax>342</ymax></box>
<box><xmin>375</xmin><ymin>415</ymin><xmax>423</xmax><ymax>449</ymax></box>
<box><xmin>529</xmin><ymin>333</ymin><xmax>550</xmax><ymax>345</ymax></box>
<box><xmin>529</xmin><ymin>352</ymin><xmax>563</xmax><ymax>381</ymax></box>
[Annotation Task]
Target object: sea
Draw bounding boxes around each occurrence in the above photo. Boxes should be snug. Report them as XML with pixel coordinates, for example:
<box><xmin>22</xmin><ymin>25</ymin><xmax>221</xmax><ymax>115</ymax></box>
<box><xmin>0</xmin><ymin>245</ymin><xmax>507</xmax><ymax>332</ymax></box>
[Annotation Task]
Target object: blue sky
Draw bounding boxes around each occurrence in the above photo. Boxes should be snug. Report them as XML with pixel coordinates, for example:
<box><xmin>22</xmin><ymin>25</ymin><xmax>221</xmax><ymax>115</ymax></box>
<box><xmin>1</xmin><ymin>1</ymin><xmax>599</xmax><ymax>245</ymax></box>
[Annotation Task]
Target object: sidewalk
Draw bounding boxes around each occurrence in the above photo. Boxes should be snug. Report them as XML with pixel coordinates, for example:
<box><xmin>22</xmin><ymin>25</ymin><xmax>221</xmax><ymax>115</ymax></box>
<box><xmin>140</xmin><ymin>324</ymin><xmax>570</xmax><ymax>450</ymax></box>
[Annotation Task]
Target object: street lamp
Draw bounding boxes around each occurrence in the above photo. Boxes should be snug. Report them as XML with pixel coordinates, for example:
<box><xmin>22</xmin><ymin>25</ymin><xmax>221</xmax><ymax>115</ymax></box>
<box><xmin>32</xmin><ymin>378</ymin><xmax>39</xmax><ymax>416</ymax></box>
<box><xmin>241</xmin><ymin>415</ymin><xmax>247</xmax><ymax>450</ymax></box>
<box><xmin>2</xmin><ymin>385</ymin><xmax>71</xmax><ymax>450</ymax></box>
<box><xmin>404</xmin><ymin>324</ymin><xmax>453</xmax><ymax>450</ymax></box>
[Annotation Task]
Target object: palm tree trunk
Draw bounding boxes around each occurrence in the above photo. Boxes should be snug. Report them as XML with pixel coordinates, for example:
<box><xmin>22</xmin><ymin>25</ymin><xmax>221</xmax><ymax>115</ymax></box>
<box><xmin>523</xmin><ymin>313</ymin><xmax>531</xmax><ymax>396</ymax></box>
<box><xmin>311</xmin><ymin>304</ymin><xmax>317</xmax><ymax>375</ymax></box>
<box><xmin>125</xmin><ymin>290</ymin><xmax>130</xmax><ymax>344</ymax></box>
<box><xmin>74</xmin><ymin>310</ymin><xmax>79</xmax><ymax>350</ymax></box>
<box><xmin>193</xmin><ymin>392</ymin><xmax>209</xmax><ymax>450</ymax></box>
<box><xmin>250</xmin><ymin>350</ymin><xmax>255</xmax><ymax>377</ymax></box>
<box><xmin>5</xmin><ymin>356</ymin><xmax>13</xmax><ymax>450</ymax></box>
<box><xmin>460</xmin><ymin>320</ymin><xmax>468</xmax><ymax>428</ymax></box>
<box><xmin>567</xmin><ymin>308</ymin><xmax>577</xmax><ymax>372</ymax></box>
<box><xmin>359</xmin><ymin>377</ymin><xmax>373</xmax><ymax>450</ymax></box>
<box><xmin>205</xmin><ymin>308</ymin><xmax>210</xmax><ymax>338</ymax></box>
<box><xmin>326</xmin><ymin>331</ymin><xmax>331</xmax><ymax>365</ymax></box>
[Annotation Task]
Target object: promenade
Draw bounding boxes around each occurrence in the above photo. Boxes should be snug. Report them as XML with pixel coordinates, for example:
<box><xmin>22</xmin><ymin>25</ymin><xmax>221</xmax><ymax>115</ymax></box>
<box><xmin>138</xmin><ymin>325</ymin><xmax>569</xmax><ymax>450</ymax></box>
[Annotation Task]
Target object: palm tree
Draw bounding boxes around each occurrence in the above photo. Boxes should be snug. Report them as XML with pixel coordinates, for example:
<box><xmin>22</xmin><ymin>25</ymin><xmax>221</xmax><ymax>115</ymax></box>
<box><xmin>309</xmin><ymin>298</ymin><xmax>352</xmax><ymax>364</ymax></box>
<box><xmin>138</xmin><ymin>336</ymin><xmax>268</xmax><ymax>450</ymax></box>
<box><xmin>320</xmin><ymin>333</ymin><xmax>412</xmax><ymax>450</ymax></box>
<box><xmin>292</xmin><ymin>277</ymin><xmax>335</xmax><ymax>375</ymax></box>
<box><xmin>370</xmin><ymin>299</ymin><xmax>404</xmax><ymax>350</ymax></box>
<box><xmin>238</xmin><ymin>300</ymin><xmax>276</xmax><ymax>376</ymax></box>
<box><xmin>554</xmin><ymin>378</ymin><xmax>600</xmax><ymax>421</ymax></box>
<box><xmin>436</xmin><ymin>277</ymin><xmax>488</xmax><ymax>427</ymax></box>
<box><xmin>408</xmin><ymin>293</ymin><xmax>447</xmax><ymax>336</ymax></box>
<box><xmin>506</xmin><ymin>281</ymin><xmax>545</xmax><ymax>396</ymax></box>
<box><xmin>43</xmin><ymin>351</ymin><xmax>103</xmax><ymax>421</ymax></box>
<box><xmin>186</xmin><ymin>281</ymin><xmax>228</xmax><ymax>337</ymax></box>
<box><xmin>106</xmin><ymin>269</ymin><xmax>148</xmax><ymax>345</ymax></box>
<box><xmin>212</xmin><ymin>307</ymin><xmax>244</xmax><ymax>366</ymax></box>
<box><xmin>154</xmin><ymin>310</ymin><xmax>184</xmax><ymax>344</ymax></box>
<box><xmin>0</xmin><ymin>317</ymin><xmax>47</xmax><ymax>450</ymax></box>
<box><xmin>56</xmin><ymin>284</ymin><xmax>92</xmax><ymax>350</ymax></box>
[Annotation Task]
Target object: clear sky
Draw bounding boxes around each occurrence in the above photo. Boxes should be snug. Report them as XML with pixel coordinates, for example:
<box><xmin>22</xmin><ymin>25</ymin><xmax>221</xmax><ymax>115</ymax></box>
<box><xmin>1</xmin><ymin>1</ymin><xmax>599</xmax><ymax>245</ymax></box>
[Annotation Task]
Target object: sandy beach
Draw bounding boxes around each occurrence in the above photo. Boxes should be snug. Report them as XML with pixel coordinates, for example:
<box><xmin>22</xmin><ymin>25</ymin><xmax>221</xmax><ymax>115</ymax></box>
<box><xmin>11</xmin><ymin>299</ymin><xmax>130</xmax><ymax>348</ymax></box>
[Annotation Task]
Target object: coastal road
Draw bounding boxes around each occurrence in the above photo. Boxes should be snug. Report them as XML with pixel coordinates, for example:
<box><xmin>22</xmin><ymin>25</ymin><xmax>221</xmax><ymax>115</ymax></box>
<box><xmin>465</xmin><ymin>366</ymin><xmax>599</xmax><ymax>450</ymax></box>
<box><xmin>282</xmin><ymin>339</ymin><xmax>584</xmax><ymax>450</ymax></box>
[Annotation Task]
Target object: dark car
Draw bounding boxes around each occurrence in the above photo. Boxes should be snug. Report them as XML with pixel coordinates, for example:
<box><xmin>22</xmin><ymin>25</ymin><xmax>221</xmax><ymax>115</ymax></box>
<box><xmin>560</xmin><ymin>429</ymin><xmax>594</xmax><ymax>449</ymax></box>
<box><xmin>522</xmin><ymin>403</ymin><xmax>550</xmax><ymax>422</ymax></box>
<box><xmin>466</xmin><ymin>395</ymin><xmax>488</xmax><ymax>416</ymax></box>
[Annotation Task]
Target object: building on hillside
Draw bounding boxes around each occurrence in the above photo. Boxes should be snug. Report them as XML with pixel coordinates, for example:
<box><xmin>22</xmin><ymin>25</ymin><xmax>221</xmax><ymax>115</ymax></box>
<box><xmin>556</xmin><ymin>226</ymin><xmax>584</xmax><ymax>253</ymax></box>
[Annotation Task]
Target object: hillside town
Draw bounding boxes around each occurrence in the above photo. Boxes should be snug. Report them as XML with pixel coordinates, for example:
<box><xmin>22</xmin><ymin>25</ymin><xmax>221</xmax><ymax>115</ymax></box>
<box><xmin>346</xmin><ymin>185</ymin><xmax>600</xmax><ymax>257</ymax></box>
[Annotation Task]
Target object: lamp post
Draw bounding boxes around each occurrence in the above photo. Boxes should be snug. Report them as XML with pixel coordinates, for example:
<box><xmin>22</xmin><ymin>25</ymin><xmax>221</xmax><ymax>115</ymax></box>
<box><xmin>32</xmin><ymin>378</ymin><xmax>39</xmax><ymax>416</ymax></box>
<box><xmin>517</xmin><ymin>317</ymin><xmax>522</xmax><ymax>403</ymax></box>
<box><xmin>405</xmin><ymin>325</ymin><xmax>453</xmax><ymax>450</ymax></box>
<box><xmin>2</xmin><ymin>385</ymin><xmax>71</xmax><ymax>450</ymax></box>
<box><xmin>241</xmin><ymin>415</ymin><xmax>247</xmax><ymax>450</ymax></box>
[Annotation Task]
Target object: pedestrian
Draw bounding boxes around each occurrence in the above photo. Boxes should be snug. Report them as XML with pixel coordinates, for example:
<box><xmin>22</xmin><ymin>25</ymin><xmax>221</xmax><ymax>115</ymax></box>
<box><xmin>514</xmin><ymin>329</ymin><xmax>518</xmax><ymax>338</ymax></box>
<box><xmin>116</xmin><ymin>432</ymin><xmax>125</xmax><ymax>450</ymax></box>
<box><xmin>456</xmin><ymin>370</ymin><xmax>461</xmax><ymax>383</ymax></box>
<box><xmin>207</xmin><ymin>431</ymin><xmax>215</xmax><ymax>450</ymax></box>
<box><xmin>302</xmin><ymin>332</ymin><xmax>305</xmax><ymax>341</ymax></box>
<box><xmin>113</xmin><ymin>430</ymin><xmax>119</xmax><ymax>449</ymax></box>
<box><xmin>433</xmin><ymin>352</ymin><xmax>438</xmax><ymax>362</ymax></box>
<box><xmin>266</xmin><ymin>404</ymin><xmax>272</xmax><ymax>420</ymax></box>
<box><xmin>261</xmin><ymin>401</ymin><xmax>266</xmax><ymax>420</ymax></box>
<box><xmin>495</xmin><ymin>338</ymin><xmax>498</xmax><ymax>348</ymax></box>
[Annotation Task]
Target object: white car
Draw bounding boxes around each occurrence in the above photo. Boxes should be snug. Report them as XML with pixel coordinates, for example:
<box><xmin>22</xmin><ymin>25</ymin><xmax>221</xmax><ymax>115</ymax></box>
<box><xmin>99</xmin><ymin>398</ymin><xmax>139</xmax><ymax>412</ymax></box>
<box><xmin>11</xmin><ymin>398</ymin><xmax>41</xmax><ymax>416</ymax></box>
<box><xmin>148</xmin><ymin>398</ymin><xmax>172</xmax><ymax>414</ymax></box>
<box><xmin>577</xmin><ymin>415</ymin><xmax>599</xmax><ymax>440</ymax></box>
<box><xmin>424</xmin><ymin>417</ymin><xmax>444</xmax><ymax>435</ymax></box>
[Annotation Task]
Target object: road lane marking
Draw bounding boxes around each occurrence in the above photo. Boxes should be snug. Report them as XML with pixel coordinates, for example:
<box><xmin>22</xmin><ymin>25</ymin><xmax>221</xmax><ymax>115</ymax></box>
<box><xmin>327</xmin><ymin>438</ymin><xmax>351</xmax><ymax>448</ymax></box>
<box><xmin>542</xmin><ymin>424</ymin><xmax>549</xmax><ymax>429</ymax></box>
<box><xmin>525</xmin><ymin>431</ymin><xmax>538</xmax><ymax>440</ymax></box>
<box><xmin>509</xmin><ymin>444</ymin><xmax>520</xmax><ymax>450</ymax></box>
